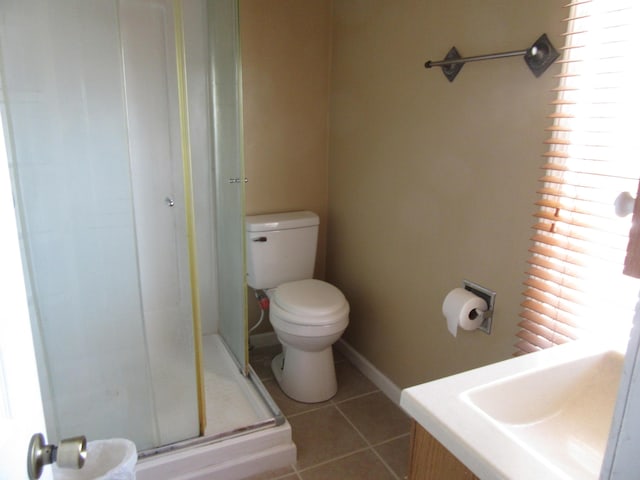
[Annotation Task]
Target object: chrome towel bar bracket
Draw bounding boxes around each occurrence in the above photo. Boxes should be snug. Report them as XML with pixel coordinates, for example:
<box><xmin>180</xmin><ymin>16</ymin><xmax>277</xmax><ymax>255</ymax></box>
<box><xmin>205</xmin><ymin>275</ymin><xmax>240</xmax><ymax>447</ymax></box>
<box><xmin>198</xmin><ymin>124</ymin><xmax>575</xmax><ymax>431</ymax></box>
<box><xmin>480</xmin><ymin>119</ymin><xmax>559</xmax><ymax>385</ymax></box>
<box><xmin>425</xmin><ymin>33</ymin><xmax>559</xmax><ymax>82</ymax></box>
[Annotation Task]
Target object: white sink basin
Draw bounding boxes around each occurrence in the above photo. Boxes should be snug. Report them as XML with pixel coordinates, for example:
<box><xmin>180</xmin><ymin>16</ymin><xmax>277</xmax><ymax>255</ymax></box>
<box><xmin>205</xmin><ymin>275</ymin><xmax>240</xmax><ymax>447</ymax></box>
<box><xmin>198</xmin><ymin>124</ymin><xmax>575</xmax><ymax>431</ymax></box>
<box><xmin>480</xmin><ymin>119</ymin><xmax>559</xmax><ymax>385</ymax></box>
<box><xmin>400</xmin><ymin>341</ymin><xmax>625</xmax><ymax>480</ymax></box>
<box><xmin>465</xmin><ymin>350</ymin><xmax>623</xmax><ymax>478</ymax></box>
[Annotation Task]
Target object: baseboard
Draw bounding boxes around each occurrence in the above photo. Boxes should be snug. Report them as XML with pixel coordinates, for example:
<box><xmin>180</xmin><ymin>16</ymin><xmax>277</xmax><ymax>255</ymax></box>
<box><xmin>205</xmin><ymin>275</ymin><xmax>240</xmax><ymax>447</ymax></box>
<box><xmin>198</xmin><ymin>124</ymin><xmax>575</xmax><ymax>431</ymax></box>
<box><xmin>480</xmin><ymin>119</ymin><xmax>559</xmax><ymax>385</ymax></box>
<box><xmin>335</xmin><ymin>339</ymin><xmax>402</xmax><ymax>405</ymax></box>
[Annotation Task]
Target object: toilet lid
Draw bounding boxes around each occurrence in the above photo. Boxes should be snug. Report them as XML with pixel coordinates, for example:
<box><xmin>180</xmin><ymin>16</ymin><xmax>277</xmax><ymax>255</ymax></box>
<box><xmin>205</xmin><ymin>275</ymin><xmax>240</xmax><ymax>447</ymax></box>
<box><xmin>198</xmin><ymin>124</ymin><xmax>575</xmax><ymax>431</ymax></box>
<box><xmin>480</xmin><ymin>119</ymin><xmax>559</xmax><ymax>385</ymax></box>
<box><xmin>272</xmin><ymin>279</ymin><xmax>348</xmax><ymax>317</ymax></box>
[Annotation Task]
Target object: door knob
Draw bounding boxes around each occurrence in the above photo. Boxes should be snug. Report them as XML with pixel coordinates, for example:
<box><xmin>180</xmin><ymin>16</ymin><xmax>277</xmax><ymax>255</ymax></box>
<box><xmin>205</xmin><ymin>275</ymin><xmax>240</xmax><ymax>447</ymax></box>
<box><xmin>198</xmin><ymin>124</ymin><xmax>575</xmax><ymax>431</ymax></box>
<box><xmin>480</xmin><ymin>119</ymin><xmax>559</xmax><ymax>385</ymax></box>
<box><xmin>615</xmin><ymin>191</ymin><xmax>636</xmax><ymax>217</ymax></box>
<box><xmin>27</xmin><ymin>433</ymin><xmax>87</xmax><ymax>479</ymax></box>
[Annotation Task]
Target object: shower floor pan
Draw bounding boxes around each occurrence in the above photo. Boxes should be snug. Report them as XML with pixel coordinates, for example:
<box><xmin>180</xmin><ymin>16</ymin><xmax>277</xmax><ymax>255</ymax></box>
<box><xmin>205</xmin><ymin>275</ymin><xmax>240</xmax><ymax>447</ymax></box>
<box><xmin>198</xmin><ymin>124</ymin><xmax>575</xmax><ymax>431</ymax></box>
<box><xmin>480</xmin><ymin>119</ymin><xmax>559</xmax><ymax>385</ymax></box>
<box><xmin>135</xmin><ymin>334</ymin><xmax>295</xmax><ymax>480</ymax></box>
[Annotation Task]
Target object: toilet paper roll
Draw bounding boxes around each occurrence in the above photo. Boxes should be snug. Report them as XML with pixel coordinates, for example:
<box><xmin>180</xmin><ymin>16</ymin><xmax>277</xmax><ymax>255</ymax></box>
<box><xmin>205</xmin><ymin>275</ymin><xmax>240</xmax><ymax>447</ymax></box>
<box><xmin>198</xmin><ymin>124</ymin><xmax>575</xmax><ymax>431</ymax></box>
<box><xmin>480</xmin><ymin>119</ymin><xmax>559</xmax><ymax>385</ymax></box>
<box><xmin>442</xmin><ymin>288</ymin><xmax>488</xmax><ymax>337</ymax></box>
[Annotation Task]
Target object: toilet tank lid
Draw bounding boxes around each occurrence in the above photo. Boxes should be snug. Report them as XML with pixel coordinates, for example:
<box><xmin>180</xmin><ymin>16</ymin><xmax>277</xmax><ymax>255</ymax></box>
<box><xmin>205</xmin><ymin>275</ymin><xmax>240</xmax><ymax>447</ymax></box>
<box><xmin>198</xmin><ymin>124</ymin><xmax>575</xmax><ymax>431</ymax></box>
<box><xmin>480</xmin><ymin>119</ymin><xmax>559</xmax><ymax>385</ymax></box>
<box><xmin>245</xmin><ymin>211</ymin><xmax>319</xmax><ymax>232</ymax></box>
<box><xmin>273</xmin><ymin>279</ymin><xmax>348</xmax><ymax>317</ymax></box>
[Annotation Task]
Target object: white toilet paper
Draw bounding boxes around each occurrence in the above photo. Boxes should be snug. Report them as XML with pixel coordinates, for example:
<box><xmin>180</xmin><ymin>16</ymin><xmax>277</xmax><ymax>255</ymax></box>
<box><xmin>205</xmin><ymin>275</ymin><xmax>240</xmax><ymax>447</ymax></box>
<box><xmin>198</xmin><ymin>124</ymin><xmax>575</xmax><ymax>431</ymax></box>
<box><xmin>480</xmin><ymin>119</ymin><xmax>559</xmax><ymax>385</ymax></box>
<box><xmin>442</xmin><ymin>288</ymin><xmax>488</xmax><ymax>337</ymax></box>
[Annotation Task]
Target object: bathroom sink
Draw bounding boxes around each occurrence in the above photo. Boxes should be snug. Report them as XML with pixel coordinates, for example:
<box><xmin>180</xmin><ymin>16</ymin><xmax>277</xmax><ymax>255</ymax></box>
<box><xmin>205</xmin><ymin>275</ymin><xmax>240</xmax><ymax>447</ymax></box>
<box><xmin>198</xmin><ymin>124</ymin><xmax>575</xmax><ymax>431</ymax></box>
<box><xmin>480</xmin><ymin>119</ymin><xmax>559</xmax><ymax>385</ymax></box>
<box><xmin>400</xmin><ymin>340</ymin><xmax>625</xmax><ymax>479</ymax></box>
<box><xmin>464</xmin><ymin>349</ymin><xmax>623</xmax><ymax>478</ymax></box>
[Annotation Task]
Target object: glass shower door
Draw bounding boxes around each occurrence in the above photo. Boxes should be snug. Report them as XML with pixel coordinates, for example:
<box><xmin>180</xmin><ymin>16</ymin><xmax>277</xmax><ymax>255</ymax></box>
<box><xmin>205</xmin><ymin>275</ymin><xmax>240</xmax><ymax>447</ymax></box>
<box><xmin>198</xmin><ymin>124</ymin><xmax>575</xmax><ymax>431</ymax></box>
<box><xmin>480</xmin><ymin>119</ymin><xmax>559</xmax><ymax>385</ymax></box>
<box><xmin>209</xmin><ymin>0</ymin><xmax>248</xmax><ymax>372</ymax></box>
<box><xmin>0</xmin><ymin>0</ymin><xmax>199</xmax><ymax>450</ymax></box>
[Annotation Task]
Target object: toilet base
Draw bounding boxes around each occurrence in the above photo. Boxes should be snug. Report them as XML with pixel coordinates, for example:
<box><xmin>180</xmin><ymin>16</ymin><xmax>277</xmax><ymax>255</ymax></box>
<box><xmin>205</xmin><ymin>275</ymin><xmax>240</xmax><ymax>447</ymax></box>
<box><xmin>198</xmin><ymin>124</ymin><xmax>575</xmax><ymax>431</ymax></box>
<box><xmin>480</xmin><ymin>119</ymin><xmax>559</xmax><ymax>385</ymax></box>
<box><xmin>271</xmin><ymin>346</ymin><xmax>337</xmax><ymax>403</ymax></box>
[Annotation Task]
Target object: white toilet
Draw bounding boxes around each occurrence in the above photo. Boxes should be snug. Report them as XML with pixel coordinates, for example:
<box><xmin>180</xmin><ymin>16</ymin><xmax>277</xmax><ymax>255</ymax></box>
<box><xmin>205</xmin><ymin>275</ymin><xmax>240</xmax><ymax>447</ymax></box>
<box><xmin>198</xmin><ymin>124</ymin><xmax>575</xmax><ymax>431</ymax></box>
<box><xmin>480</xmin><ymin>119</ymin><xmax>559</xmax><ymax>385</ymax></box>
<box><xmin>245</xmin><ymin>211</ymin><xmax>349</xmax><ymax>403</ymax></box>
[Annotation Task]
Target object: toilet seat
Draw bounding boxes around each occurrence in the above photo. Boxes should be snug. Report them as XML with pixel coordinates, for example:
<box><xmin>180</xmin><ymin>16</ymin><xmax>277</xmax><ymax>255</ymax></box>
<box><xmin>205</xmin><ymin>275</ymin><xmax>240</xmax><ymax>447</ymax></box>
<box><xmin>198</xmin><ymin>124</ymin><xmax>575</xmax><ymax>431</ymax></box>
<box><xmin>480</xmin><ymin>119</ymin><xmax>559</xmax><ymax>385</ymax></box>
<box><xmin>271</xmin><ymin>279</ymin><xmax>349</xmax><ymax>326</ymax></box>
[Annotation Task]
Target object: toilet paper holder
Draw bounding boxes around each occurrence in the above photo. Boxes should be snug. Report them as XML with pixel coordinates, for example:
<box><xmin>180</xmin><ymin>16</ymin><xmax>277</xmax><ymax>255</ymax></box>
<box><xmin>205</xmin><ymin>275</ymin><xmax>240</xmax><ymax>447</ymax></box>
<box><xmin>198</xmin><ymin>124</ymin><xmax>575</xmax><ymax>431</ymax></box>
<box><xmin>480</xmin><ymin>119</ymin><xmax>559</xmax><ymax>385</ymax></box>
<box><xmin>463</xmin><ymin>280</ymin><xmax>496</xmax><ymax>334</ymax></box>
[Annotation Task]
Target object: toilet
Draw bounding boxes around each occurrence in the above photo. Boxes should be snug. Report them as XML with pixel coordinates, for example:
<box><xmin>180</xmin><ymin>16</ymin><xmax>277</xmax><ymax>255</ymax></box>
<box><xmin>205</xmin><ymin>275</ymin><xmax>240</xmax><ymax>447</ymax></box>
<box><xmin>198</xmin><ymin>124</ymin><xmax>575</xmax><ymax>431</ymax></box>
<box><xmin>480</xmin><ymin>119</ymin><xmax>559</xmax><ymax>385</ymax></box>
<box><xmin>245</xmin><ymin>211</ymin><xmax>349</xmax><ymax>403</ymax></box>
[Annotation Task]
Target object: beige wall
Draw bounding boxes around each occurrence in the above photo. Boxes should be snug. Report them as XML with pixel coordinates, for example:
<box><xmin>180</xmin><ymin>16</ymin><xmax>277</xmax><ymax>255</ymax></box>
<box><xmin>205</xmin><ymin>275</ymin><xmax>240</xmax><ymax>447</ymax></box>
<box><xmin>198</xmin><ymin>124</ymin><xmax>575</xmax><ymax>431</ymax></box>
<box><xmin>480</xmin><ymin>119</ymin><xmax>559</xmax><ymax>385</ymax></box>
<box><xmin>239</xmin><ymin>0</ymin><xmax>332</xmax><ymax>332</ymax></box>
<box><xmin>327</xmin><ymin>0</ymin><xmax>564</xmax><ymax>387</ymax></box>
<box><xmin>239</xmin><ymin>0</ymin><xmax>332</xmax><ymax>281</ymax></box>
<box><xmin>239</xmin><ymin>0</ymin><xmax>565</xmax><ymax>387</ymax></box>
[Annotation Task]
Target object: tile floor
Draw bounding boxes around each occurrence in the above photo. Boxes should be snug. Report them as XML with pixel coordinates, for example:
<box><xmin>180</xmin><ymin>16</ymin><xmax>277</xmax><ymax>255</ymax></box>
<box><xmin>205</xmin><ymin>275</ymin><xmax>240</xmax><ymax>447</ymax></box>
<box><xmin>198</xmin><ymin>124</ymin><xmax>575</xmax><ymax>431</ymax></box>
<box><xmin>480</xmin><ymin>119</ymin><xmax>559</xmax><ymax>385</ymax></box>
<box><xmin>244</xmin><ymin>344</ymin><xmax>411</xmax><ymax>480</ymax></box>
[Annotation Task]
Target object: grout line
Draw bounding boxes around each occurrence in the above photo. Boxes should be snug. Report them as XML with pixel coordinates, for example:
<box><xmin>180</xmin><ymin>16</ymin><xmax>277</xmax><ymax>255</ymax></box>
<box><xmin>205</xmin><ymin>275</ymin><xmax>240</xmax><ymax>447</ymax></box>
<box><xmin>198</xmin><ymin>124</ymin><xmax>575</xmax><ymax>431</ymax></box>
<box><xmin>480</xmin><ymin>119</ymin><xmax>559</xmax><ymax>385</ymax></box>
<box><xmin>287</xmin><ymin>465</ymin><xmax>303</xmax><ymax>480</ymax></box>
<box><xmin>263</xmin><ymin>466</ymin><xmax>302</xmax><ymax>480</ymax></box>
<box><xmin>285</xmin><ymin>388</ymin><xmax>382</xmax><ymax>420</ymax></box>
<box><xmin>291</xmin><ymin>464</ymin><xmax>303</xmax><ymax>480</ymax></box>
<box><xmin>330</xmin><ymin>388</ymin><xmax>381</xmax><ymax>406</ymax></box>
<box><xmin>370</xmin><ymin>433</ymin><xmax>412</xmax><ymax>480</ymax></box>
<box><xmin>293</xmin><ymin>445</ymin><xmax>374</xmax><ymax>476</ymax></box>
<box><xmin>286</xmin><ymin>406</ymin><xmax>404</xmax><ymax>477</ymax></box>
<box><xmin>370</xmin><ymin>431</ymin><xmax>411</xmax><ymax>447</ymax></box>
<box><xmin>333</xmin><ymin>403</ymin><xmax>401</xmax><ymax>480</ymax></box>
<box><xmin>285</xmin><ymin>402</ymin><xmax>335</xmax><ymax>419</ymax></box>
<box><xmin>370</xmin><ymin>448</ymin><xmax>401</xmax><ymax>480</ymax></box>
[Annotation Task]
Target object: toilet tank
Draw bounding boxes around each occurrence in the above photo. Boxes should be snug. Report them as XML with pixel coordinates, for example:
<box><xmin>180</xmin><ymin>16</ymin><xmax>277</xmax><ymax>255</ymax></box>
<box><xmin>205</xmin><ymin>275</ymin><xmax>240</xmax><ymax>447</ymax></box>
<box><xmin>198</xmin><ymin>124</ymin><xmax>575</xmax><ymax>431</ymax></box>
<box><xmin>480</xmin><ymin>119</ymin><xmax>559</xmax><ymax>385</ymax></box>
<box><xmin>245</xmin><ymin>211</ymin><xmax>319</xmax><ymax>290</ymax></box>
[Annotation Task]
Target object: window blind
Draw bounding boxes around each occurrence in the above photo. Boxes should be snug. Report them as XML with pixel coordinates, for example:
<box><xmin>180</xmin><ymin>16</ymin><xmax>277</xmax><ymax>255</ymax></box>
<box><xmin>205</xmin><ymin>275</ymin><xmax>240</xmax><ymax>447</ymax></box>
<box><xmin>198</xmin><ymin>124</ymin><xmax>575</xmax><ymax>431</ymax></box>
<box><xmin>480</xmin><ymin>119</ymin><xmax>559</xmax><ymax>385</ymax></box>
<box><xmin>515</xmin><ymin>0</ymin><xmax>640</xmax><ymax>354</ymax></box>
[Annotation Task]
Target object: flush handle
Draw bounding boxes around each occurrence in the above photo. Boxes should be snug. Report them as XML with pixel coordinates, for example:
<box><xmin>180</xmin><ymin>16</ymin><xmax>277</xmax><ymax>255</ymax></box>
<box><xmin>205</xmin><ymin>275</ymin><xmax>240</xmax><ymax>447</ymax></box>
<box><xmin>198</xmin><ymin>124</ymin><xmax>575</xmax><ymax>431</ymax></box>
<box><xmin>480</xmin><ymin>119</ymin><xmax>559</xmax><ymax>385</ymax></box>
<box><xmin>252</xmin><ymin>236</ymin><xmax>267</xmax><ymax>242</ymax></box>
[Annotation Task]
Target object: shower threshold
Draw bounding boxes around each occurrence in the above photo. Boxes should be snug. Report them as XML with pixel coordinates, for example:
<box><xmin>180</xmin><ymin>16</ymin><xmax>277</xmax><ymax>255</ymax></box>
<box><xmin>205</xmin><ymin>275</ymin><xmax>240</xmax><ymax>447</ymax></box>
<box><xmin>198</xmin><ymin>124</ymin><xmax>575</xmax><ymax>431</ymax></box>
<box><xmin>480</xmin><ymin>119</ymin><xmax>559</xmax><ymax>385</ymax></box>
<box><xmin>136</xmin><ymin>334</ymin><xmax>295</xmax><ymax>479</ymax></box>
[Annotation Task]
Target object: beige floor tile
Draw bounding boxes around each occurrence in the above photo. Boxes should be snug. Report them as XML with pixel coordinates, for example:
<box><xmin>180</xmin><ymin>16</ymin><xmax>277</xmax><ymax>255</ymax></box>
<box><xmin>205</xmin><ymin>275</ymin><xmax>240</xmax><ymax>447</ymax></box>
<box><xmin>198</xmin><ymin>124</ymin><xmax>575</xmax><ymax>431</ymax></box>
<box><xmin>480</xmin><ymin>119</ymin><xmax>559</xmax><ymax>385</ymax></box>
<box><xmin>299</xmin><ymin>450</ymin><xmax>396</xmax><ymax>480</ymax></box>
<box><xmin>333</xmin><ymin>361</ymin><xmax>378</xmax><ymax>402</ymax></box>
<box><xmin>332</xmin><ymin>345</ymin><xmax>347</xmax><ymax>363</ymax></box>
<box><xmin>288</xmin><ymin>405</ymin><xmax>367</xmax><ymax>469</ymax></box>
<box><xmin>374</xmin><ymin>434</ymin><xmax>411</xmax><ymax>479</ymax></box>
<box><xmin>338</xmin><ymin>391</ymin><xmax>411</xmax><ymax>445</ymax></box>
<box><xmin>263</xmin><ymin>378</ymin><xmax>332</xmax><ymax>417</ymax></box>
<box><xmin>249</xmin><ymin>344</ymin><xmax>282</xmax><ymax>381</ymax></box>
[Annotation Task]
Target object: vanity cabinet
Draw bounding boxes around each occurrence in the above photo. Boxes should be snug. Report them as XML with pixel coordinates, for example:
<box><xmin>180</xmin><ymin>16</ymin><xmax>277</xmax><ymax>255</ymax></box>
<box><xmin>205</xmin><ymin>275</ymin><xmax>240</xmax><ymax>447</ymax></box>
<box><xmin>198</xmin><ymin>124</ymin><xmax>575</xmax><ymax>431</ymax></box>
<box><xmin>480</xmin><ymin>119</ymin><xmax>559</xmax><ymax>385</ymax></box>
<box><xmin>408</xmin><ymin>421</ymin><xmax>479</xmax><ymax>480</ymax></box>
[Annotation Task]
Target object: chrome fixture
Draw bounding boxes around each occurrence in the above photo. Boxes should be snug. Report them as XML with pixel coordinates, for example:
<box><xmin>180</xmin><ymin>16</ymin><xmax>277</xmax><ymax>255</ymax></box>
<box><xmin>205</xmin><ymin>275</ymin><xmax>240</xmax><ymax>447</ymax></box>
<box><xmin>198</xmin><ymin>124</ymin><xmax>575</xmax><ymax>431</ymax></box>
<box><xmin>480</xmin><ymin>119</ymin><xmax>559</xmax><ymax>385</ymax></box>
<box><xmin>28</xmin><ymin>433</ymin><xmax>87</xmax><ymax>480</ymax></box>
<box><xmin>463</xmin><ymin>280</ymin><xmax>496</xmax><ymax>335</ymax></box>
<box><xmin>425</xmin><ymin>33</ymin><xmax>559</xmax><ymax>82</ymax></box>
<box><xmin>228</xmin><ymin>177</ymin><xmax>248</xmax><ymax>184</ymax></box>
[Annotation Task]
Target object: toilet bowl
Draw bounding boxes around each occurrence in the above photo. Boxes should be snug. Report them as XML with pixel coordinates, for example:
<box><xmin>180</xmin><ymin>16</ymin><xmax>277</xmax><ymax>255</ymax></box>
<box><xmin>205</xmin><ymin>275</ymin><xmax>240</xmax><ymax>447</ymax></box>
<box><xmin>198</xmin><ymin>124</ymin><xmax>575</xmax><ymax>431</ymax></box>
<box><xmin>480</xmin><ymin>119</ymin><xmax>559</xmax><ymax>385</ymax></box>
<box><xmin>269</xmin><ymin>279</ymin><xmax>349</xmax><ymax>403</ymax></box>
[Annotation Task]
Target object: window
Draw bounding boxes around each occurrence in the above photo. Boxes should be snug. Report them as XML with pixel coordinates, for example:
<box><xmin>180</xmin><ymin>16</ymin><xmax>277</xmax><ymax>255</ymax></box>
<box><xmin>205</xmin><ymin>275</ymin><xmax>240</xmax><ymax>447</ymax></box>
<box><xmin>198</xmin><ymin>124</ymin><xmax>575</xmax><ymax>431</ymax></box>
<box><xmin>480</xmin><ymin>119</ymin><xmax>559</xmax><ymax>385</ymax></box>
<box><xmin>515</xmin><ymin>0</ymin><xmax>640</xmax><ymax>354</ymax></box>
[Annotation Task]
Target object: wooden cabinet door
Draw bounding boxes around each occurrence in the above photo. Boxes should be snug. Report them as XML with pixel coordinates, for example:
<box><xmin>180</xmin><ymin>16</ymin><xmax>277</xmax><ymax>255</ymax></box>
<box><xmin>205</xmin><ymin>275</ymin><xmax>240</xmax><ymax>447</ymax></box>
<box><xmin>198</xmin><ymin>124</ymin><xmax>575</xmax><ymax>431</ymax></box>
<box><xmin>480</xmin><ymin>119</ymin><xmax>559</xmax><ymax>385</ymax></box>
<box><xmin>408</xmin><ymin>421</ymin><xmax>479</xmax><ymax>480</ymax></box>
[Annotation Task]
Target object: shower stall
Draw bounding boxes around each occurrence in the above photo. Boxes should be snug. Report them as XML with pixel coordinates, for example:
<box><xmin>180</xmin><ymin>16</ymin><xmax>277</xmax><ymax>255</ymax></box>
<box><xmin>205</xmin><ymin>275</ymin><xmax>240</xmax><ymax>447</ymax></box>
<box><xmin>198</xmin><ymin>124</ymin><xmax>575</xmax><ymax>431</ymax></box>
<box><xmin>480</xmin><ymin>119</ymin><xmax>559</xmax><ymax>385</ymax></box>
<box><xmin>0</xmin><ymin>0</ymin><xmax>291</xmax><ymax>477</ymax></box>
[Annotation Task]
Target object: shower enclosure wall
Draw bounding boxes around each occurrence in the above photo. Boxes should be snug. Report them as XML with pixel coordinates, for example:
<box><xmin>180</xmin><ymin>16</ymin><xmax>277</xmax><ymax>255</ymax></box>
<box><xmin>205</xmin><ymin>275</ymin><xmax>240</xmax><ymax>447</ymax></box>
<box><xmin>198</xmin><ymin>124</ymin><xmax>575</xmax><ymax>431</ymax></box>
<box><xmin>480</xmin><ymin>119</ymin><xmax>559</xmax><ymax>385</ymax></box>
<box><xmin>0</xmin><ymin>0</ymin><xmax>272</xmax><ymax>465</ymax></box>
